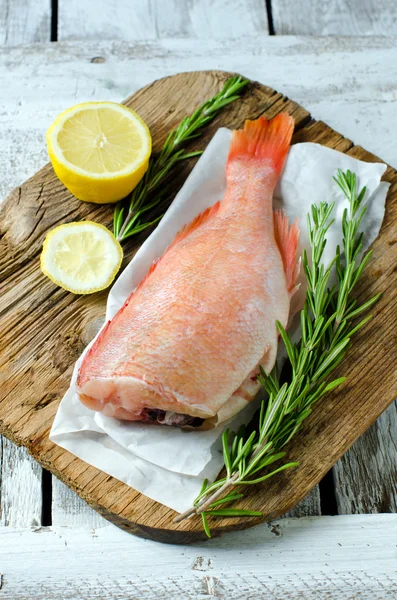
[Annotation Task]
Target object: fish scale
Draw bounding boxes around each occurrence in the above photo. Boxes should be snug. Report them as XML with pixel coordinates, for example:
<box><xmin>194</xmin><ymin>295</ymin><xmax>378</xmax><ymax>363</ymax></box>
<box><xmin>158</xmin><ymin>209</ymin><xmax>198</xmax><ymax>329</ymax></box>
<box><xmin>77</xmin><ymin>114</ymin><xmax>300</xmax><ymax>429</ymax></box>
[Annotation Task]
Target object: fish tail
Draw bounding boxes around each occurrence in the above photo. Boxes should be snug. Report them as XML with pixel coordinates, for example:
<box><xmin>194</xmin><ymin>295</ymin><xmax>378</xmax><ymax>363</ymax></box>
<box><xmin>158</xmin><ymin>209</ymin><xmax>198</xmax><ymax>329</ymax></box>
<box><xmin>273</xmin><ymin>210</ymin><xmax>300</xmax><ymax>294</ymax></box>
<box><xmin>228</xmin><ymin>113</ymin><xmax>294</xmax><ymax>173</ymax></box>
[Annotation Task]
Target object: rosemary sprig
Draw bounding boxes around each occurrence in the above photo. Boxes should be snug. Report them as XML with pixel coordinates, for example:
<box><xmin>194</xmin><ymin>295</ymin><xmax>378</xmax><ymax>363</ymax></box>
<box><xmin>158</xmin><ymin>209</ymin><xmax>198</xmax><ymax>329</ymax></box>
<box><xmin>113</xmin><ymin>76</ymin><xmax>249</xmax><ymax>242</ymax></box>
<box><xmin>174</xmin><ymin>169</ymin><xmax>380</xmax><ymax>536</ymax></box>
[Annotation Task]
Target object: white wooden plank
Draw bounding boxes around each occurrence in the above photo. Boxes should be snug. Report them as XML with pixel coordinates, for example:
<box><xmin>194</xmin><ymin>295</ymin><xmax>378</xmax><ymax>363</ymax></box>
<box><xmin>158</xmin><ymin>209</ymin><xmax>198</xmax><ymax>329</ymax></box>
<box><xmin>58</xmin><ymin>0</ymin><xmax>156</xmax><ymax>41</ymax></box>
<box><xmin>1</xmin><ymin>36</ymin><xmax>397</xmax><ymax>526</ymax></box>
<box><xmin>0</xmin><ymin>438</ymin><xmax>42</xmax><ymax>527</ymax></box>
<box><xmin>334</xmin><ymin>401</ymin><xmax>397</xmax><ymax>513</ymax></box>
<box><xmin>58</xmin><ymin>0</ymin><xmax>268</xmax><ymax>41</ymax></box>
<box><xmin>152</xmin><ymin>0</ymin><xmax>268</xmax><ymax>38</ymax></box>
<box><xmin>1</xmin><ymin>516</ymin><xmax>397</xmax><ymax>599</ymax></box>
<box><xmin>0</xmin><ymin>0</ymin><xmax>51</xmax><ymax>530</ymax></box>
<box><xmin>0</xmin><ymin>0</ymin><xmax>51</xmax><ymax>45</ymax></box>
<box><xmin>51</xmin><ymin>481</ymin><xmax>106</xmax><ymax>528</ymax></box>
<box><xmin>271</xmin><ymin>0</ymin><xmax>397</xmax><ymax>35</ymax></box>
<box><xmin>1</xmin><ymin>37</ymin><xmax>396</xmax><ymax>176</ymax></box>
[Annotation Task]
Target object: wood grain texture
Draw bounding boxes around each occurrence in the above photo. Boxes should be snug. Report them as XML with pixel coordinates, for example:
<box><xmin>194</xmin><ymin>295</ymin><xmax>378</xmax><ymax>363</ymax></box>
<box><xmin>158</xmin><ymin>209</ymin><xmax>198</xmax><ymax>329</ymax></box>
<box><xmin>58</xmin><ymin>0</ymin><xmax>268</xmax><ymax>41</ymax></box>
<box><xmin>1</xmin><ymin>70</ymin><xmax>396</xmax><ymax>542</ymax></box>
<box><xmin>0</xmin><ymin>0</ymin><xmax>50</xmax><ymax>45</ymax></box>
<box><xmin>271</xmin><ymin>0</ymin><xmax>397</xmax><ymax>35</ymax></box>
<box><xmin>1</xmin><ymin>36</ymin><xmax>397</xmax><ymax>526</ymax></box>
<box><xmin>334</xmin><ymin>400</ymin><xmax>397</xmax><ymax>514</ymax></box>
<box><xmin>284</xmin><ymin>488</ymin><xmax>321</xmax><ymax>518</ymax></box>
<box><xmin>52</xmin><ymin>480</ymin><xmax>106</xmax><ymax>527</ymax></box>
<box><xmin>1</xmin><ymin>516</ymin><xmax>397</xmax><ymax>599</ymax></box>
<box><xmin>2</xmin><ymin>36</ymin><xmax>397</xmax><ymax>201</ymax></box>
<box><xmin>0</xmin><ymin>0</ymin><xmax>51</xmax><ymax>530</ymax></box>
<box><xmin>0</xmin><ymin>438</ymin><xmax>42</xmax><ymax>526</ymax></box>
<box><xmin>0</xmin><ymin>35</ymin><xmax>334</xmax><ymax>530</ymax></box>
<box><xmin>51</xmin><ymin>470</ymin><xmax>320</xmax><ymax>525</ymax></box>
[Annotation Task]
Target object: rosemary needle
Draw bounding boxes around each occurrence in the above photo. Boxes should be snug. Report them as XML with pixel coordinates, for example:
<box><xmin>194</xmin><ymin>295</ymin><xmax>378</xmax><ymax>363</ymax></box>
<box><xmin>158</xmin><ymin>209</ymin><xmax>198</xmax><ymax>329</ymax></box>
<box><xmin>175</xmin><ymin>169</ymin><xmax>380</xmax><ymax>536</ymax></box>
<box><xmin>113</xmin><ymin>75</ymin><xmax>249</xmax><ymax>242</ymax></box>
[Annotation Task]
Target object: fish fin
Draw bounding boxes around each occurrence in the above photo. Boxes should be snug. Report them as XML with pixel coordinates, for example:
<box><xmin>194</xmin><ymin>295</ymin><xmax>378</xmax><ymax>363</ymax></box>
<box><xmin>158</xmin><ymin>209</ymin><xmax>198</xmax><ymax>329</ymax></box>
<box><xmin>78</xmin><ymin>258</ymin><xmax>163</xmax><ymax>379</ymax></box>
<box><xmin>167</xmin><ymin>200</ymin><xmax>221</xmax><ymax>248</ymax></box>
<box><xmin>273</xmin><ymin>209</ymin><xmax>300</xmax><ymax>294</ymax></box>
<box><xmin>134</xmin><ymin>260</ymin><xmax>160</xmax><ymax>293</ymax></box>
<box><xmin>134</xmin><ymin>201</ymin><xmax>221</xmax><ymax>293</ymax></box>
<box><xmin>228</xmin><ymin>113</ymin><xmax>294</xmax><ymax>173</ymax></box>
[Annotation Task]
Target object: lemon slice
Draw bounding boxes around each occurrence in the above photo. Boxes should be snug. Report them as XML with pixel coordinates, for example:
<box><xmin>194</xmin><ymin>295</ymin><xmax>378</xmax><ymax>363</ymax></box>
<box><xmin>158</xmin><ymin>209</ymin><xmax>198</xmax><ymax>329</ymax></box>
<box><xmin>41</xmin><ymin>221</ymin><xmax>123</xmax><ymax>294</ymax></box>
<box><xmin>47</xmin><ymin>102</ymin><xmax>152</xmax><ymax>204</ymax></box>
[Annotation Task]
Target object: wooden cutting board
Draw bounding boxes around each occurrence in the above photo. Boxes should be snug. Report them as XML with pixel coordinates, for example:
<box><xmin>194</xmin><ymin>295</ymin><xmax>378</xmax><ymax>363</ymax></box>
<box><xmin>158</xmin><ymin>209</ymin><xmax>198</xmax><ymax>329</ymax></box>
<box><xmin>1</xmin><ymin>71</ymin><xmax>396</xmax><ymax>543</ymax></box>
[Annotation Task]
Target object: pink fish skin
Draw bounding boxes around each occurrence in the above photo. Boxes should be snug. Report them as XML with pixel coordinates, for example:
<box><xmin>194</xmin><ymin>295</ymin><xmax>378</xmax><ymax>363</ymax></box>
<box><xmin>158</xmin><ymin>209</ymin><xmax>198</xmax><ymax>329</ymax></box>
<box><xmin>77</xmin><ymin>114</ymin><xmax>299</xmax><ymax>427</ymax></box>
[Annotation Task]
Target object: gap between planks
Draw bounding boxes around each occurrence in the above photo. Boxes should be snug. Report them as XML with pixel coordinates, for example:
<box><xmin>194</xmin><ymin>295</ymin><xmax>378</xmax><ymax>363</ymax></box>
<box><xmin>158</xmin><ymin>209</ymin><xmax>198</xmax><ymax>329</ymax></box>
<box><xmin>56</xmin><ymin>0</ymin><xmax>397</xmax><ymax>40</ymax></box>
<box><xmin>2</xmin><ymin>0</ymin><xmax>396</xmax><ymax>46</ymax></box>
<box><xmin>0</xmin><ymin>0</ymin><xmax>52</xmax><ymax>530</ymax></box>
<box><xmin>1</xmin><ymin>37</ymin><xmax>397</xmax><ymax>527</ymax></box>
<box><xmin>57</xmin><ymin>0</ymin><xmax>269</xmax><ymax>41</ymax></box>
<box><xmin>1</xmin><ymin>72</ymin><xmax>394</xmax><ymax>540</ymax></box>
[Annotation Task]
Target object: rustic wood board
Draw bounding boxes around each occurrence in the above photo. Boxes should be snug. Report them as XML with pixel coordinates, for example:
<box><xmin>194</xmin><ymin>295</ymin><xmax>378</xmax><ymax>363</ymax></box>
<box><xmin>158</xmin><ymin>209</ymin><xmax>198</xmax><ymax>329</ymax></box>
<box><xmin>0</xmin><ymin>70</ymin><xmax>396</xmax><ymax>543</ymax></box>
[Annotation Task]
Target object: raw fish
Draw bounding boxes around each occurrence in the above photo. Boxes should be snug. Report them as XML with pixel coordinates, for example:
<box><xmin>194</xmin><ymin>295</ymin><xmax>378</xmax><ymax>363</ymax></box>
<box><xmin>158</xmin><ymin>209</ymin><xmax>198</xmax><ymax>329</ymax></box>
<box><xmin>77</xmin><ymin>114</ymin><xmax>299</xmax><ymax>428</ymax></box>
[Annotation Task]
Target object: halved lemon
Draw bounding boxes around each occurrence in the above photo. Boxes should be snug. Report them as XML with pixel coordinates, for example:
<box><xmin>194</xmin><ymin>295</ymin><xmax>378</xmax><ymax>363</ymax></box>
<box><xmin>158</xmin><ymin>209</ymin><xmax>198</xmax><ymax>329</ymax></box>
<box><xmin>46</xmin><ymin>102</ymin><xmax>152</xmax><ymax>204</ymax></box>
<box><xmin>41</xmin><ymin>221</ymin><xmax>123</xmax><ymax>294</ymax></box>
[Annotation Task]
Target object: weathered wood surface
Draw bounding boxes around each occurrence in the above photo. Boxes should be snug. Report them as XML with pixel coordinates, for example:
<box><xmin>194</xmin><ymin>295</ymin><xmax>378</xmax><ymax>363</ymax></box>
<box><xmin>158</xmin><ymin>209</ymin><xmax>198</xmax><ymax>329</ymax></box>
<box><xmin>1</xmin><ymin>36</ymin><xmax>397</xmax><ymax>524</ymax></box>
<box><xmin>271</xmin><ymin>0</ymin><xmax>397</xmax><ymax>35</ymax></box>
<box><xmin>334</xmin><ymin>401</ymin><xmax>397</xmax><ymax>514</ymax></box>
<box><xmin>1</xmin><ymin>516</ymin><xmax>397</xmax><ymax>599</ymax></box>
<box><xmin>52</xmin><ymin>481</ymin><xmax>105</xmax><ymax>528</ymax></box>
<box><xmin>2</xmin><ymin>37</ymin><xmax>397</xmax><ymax>202</ymax></box>
<box><xmin>51</xmin><ymin>477</ymin><xmax>319</xmax><ymax>528</ymax></box>
<box><xmin>3</xmin><ymin>0</ymin><xmax>395</xmax><ymax>46</ymax></box>
<box><xmin>0</xmin><ymin>438</ymin><xmax>42</xmax><ymax>527</ymax></box>
<box><xmin>0</xmin><ymin>0</ymin><xmax>50</xmax><ymax>45</ymax></box>
<box><xmin>284</xmin><ymin>488</ymin><xmax>321</xmax><ymax>518</ymax></box>
<box><xmin>1</xmin><ymin>70</ymin><xmax>396</xmax><ymax>542</ymax></box>
<box><xmin>57</xmin><ymin>0</ymin><xmax>397</xmax><ymax>40</ymax></box>
<box><xmin>0</xmin><ymin>0</ymin><xmax>51</xmax><ymax>530</ymax></box>
<box><xmin>1</xmin><ymin>36</ymin><xmax>397</xmax><ymax>529</ymax></box>
<box><xmin>58</xmin><ymin>0</ymin><xmax>268</xmax><ymax>41</ymax></box>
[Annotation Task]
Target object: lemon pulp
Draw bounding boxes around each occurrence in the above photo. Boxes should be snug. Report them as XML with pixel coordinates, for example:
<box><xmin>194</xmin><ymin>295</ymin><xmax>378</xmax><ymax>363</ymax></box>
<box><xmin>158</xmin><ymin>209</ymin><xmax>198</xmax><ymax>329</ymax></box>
<box><xmin>47</xmin><ymin>102</ymin><xmax>152</xmax><ymax>203</ymax></box>
<box><xmin>41</xmin><ymin>222</ymin><xmax>123</xmax><ymax>294</ymax></box>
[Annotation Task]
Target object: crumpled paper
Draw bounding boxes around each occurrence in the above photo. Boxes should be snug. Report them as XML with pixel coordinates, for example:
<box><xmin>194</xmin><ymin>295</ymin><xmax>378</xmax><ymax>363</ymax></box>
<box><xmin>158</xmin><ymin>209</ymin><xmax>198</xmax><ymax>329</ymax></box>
<box><xmin>50</xmin><ymin>128</ymin><xmax>389</xmax><ymax>513</ymax></box>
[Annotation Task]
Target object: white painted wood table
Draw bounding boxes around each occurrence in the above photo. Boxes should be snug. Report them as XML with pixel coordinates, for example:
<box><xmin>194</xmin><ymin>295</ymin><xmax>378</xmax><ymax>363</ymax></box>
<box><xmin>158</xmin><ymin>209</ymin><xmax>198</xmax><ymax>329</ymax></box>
<box><xmin>1</xmin><ymin>1</ymin><xmax>397</xmax><ymax>597</ymax></box>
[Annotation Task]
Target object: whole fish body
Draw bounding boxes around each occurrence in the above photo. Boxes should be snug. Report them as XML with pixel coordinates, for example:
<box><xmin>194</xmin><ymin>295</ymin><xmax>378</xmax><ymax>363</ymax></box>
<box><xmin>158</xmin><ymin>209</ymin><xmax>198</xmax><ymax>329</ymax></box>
<box><xmin>77</xmin><ymin>114</ymin><xmax>299</xmax><ymax>428</ymax></box>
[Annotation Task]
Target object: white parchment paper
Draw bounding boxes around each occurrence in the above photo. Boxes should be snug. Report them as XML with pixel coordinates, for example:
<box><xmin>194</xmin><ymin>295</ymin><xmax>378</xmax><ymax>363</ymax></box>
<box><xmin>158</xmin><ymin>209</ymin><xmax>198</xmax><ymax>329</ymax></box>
<box><xmin>50</xmin><ymin>129</ymin><xmax>389</xmax><ymax>512</ymax></box>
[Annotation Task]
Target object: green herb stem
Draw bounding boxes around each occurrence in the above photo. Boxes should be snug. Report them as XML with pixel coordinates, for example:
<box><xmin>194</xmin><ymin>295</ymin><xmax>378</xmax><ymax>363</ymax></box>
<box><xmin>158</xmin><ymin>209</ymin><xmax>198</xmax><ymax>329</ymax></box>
<box><xmin>174</xmin><ymin>169</ymin><xmax>379</xmax><ymax>536</ymax></box>
<box><xmin>114</xmin><ymin>76</ymin><xmax>249</xmax><ymax>242</ymax></box>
